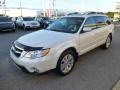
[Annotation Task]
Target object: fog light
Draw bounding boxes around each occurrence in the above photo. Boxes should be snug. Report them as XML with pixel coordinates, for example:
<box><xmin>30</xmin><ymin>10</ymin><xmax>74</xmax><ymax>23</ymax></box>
<box><xmin>31</xmin><ymin>67</ymin><xmax>39</xmax><ymax>73</ymax></box>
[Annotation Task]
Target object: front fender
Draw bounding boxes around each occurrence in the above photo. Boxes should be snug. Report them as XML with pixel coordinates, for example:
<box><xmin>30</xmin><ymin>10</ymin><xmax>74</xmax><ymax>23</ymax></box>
<box><xmin>52</xmin><ymin>40</ymin><xmax>78</xmax><ymax>68</ymax></box>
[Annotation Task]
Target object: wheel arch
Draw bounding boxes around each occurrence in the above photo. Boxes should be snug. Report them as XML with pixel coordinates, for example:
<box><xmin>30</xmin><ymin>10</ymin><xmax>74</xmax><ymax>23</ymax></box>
<box><xmin>57</xmin><ymin>47</ymin><xmax>79</xmax><ymax>62</ymax></box>
<box><xmin>109</xmin><ymin>33</ymin><xmax>112</xmax><ymax>41</ymax></box>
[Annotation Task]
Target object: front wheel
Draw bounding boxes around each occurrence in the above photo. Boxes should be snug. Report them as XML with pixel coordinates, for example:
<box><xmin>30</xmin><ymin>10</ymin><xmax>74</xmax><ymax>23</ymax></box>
<box><xmin>12</xmin><ymin>29</ymin><xmax>16</xmax><ymax>32</ymax></box>
<box><xmin>55</xmin><ymin>50</ymin><xmax>76</xmax><ymax>76</ymax></box>
<box><xmin>102</xmin><ymin>35</ymin><xmax>112</xmax><ymax>49</ymax></box>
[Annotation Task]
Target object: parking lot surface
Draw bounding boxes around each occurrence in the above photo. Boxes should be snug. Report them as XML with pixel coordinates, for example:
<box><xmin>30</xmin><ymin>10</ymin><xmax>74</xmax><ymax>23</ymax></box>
<box><xmin>0</xmin><ymin>26</ymin><xmax>120</xmax><ymax>90</ymax></box>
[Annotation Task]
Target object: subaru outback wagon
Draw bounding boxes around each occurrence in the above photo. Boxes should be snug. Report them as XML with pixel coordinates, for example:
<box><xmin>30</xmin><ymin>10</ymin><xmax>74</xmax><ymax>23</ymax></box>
<box><xmin>10</xmin><ymin>12</ymin><xmax>114</xmax><ymax>76</ymax></box>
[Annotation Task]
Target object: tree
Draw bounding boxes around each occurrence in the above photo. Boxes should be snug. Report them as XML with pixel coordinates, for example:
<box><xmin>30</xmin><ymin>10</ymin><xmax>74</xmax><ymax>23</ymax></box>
<box><xmin>106</xmin><ymin>12</ymin><xmax>114</xmax><ymax>18</ymax></box>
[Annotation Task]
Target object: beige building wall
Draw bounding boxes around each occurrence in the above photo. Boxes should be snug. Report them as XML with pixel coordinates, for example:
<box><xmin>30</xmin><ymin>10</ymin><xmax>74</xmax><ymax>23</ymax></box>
<box><xmin>114</xmin><ymin>13</ymin><xmax>120</xmax><ymax>19</ymax></box>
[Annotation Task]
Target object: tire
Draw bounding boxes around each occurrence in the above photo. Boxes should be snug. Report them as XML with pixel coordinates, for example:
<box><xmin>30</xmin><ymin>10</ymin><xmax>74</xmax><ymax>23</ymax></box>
<box><xmin>102</xmin><ymin>35</ymin><xmax>112</xmax><ymax>49</ymax></box>
<box><xmin>23</xmin><ymin>25</ymin><xmax>26</xmax><ymax>31</ymax></box>
<box><xmin>16</xmin><ymin>24</ymin><xmax>19</xmax><ymax>29</ymax></box>
<box><xmin>12</xmin><ymin>29</ymin><xmax>16</xmax><ymax>32</ymax></box>
<box><xmin>55</xmin><ymin>50</ymin><xmax>76</xmax><ymax>76</ymax></box>
<box><xmin>43</xmin><ymin>24</ymin><xmax>47</xmax><ymax>29</ymax></box>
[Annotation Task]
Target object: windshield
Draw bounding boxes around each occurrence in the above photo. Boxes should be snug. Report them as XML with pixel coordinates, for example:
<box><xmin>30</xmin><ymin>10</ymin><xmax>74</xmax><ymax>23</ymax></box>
<box><xmin>46</xmin><ymin>17</ymin><xmax>84</xmax><ymax>33</ymax></box>
<box><xmin>23</xmin><ymin>17</ymin><xmax>34</xmax><ymax>21</ymax></box>
<box><xmin>0</xmin><ymin>17</ymin><xmax>11</xmax><ymax>22</ymax></box>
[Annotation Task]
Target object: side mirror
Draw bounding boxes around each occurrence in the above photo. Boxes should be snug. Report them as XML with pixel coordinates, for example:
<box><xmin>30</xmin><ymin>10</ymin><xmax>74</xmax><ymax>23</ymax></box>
<box><xmin>83</xmin><ymin>27</ymin><xmax>92</xmax><ymax>32</ymax></box>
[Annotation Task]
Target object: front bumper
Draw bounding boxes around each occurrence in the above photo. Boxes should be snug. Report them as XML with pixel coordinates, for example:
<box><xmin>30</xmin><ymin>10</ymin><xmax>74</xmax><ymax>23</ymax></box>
<box><xmin>26</xmin><ymin>25</ymin><xmax>40</xmax><ymax>29</ymax></box>
<box><xmin>0</xmin><ymin>27</ymin><xmax>15</xmax><ymax>31</ymax></box>
<box><xmin>10</xmin><ymin>50</ymin><xmax>55</xmax><ymax>73</ymax></box>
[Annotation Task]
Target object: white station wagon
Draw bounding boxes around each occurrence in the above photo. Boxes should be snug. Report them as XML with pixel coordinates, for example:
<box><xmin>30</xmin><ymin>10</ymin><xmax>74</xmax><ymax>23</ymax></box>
<box><xmin>10</xmin><ymin>12</ymin><xmax>114</xmax><ymax>76</ymax></box>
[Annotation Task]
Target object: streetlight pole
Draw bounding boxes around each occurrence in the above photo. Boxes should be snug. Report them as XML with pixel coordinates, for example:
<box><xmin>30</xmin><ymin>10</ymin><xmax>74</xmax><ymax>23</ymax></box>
<box><xmin>3</xmin><ymin>0</ymin><xmax>6</xmax><ymax>16</ymax></box>
<box><xmin>80</xmin><ymin>0</ymin><xmax>84</xmax><ymax>13</ymax></box>
<box><xmin>52</xmin><ymin>0</ymin><xmax>55</xmax><ymax>17</ymax></box>
<box><xmin>20</xmin><ymin>0</ymin><xmax>22</xmax><ymax>16</ymax></box>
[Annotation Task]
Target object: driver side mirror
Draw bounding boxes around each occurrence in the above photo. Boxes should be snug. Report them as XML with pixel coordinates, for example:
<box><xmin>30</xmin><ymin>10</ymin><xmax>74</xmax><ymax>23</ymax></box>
<box><xmin>83</xmin><ymin>27</ymin><xmax>92</xmax><ymax>32</ymax></box>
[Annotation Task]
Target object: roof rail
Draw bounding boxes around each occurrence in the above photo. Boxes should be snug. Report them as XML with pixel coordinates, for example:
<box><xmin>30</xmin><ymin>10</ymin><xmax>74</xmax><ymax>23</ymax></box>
<box><xmin>83</xmin><ymin>12</ymin><xmax>105</xmax><ymax>15</ymax></box>
<box><xmin>67</xmin><ymin>12</ymin><xmax>81</xmax><ymax>16</ymax></box>
<box><xmin>66</xmin><ymin>11</ymin><xmax>105</xmax><ymax>16</ymax></box>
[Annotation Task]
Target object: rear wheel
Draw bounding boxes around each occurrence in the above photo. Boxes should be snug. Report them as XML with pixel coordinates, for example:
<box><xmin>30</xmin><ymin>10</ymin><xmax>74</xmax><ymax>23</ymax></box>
<box><xmin>55</xmin><ymin>50</ymin><xmax>76</xmax><ymax>76</ymax></box>
<box><xmin>12</xmin><ymin>29</ymin><xmax>16</xmax><ymax>32</ymax></box>
<box><xmin>102</xmin><ymin>35</ymin><xmax>112</xmax><ymax>49</ymax></box>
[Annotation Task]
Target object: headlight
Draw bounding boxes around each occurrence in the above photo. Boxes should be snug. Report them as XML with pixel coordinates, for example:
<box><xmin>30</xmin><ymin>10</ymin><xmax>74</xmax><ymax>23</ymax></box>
<box><xmin>24</xmin><ymin>48</ymin><xmax>50</xmax><ymax>59</ymax></box>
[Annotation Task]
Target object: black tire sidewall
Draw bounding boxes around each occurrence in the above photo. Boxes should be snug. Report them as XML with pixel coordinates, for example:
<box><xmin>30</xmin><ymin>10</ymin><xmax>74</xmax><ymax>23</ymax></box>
<box><xmin>56</xmin><ymin>50</ymin><xmax>76</xmax><ymax>75</ymax></box>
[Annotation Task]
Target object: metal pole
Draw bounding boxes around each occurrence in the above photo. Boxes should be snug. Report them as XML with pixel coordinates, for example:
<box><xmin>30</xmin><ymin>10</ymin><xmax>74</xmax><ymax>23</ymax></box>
<box><xmin>55</xmin><ymin>9</ymin><xmax>58</xmax><ymax>18</ymax></box>
<box><xmin>43</xmin><ymin>0</ymin><xmax>46</xmax><ymax>17</ymax></box>
<box><xmin>20</xmin><ymin>0</ymin><xmax>22</xmax><ymax>16</ymax></box>
<box><xmin>52</xmin><ymin>0</ymin><xmax>55</xmax><ymax>17</ymax></box>
<box><xmin>3</xmin><ymin>0</ymin><xmax>6</xmax><ymax>16</ymax></box>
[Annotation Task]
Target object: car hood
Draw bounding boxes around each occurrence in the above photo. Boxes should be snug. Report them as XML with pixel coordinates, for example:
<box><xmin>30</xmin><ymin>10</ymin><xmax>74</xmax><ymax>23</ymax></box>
<box><xmin>17</xmin><ymin>30</ymin><xmax>74</xmax><ymax>48</ymax></box>
<box><xmin>0</xmin><ymin>22</ymin><xmax>13</xmax><ymax>28</ymax></box>
<box><xmin>0</xmin><ymin>22</ymin><xmax>13</xmax><ymax>24</ymax></box>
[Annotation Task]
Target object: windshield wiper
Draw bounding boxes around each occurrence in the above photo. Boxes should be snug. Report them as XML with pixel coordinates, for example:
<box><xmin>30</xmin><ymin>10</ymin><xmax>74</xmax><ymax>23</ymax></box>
<box><xmin>46</xmin><ymin>28</ymin><xmax>63</xmax><ymax>32</ymax></box>
<box><xmin>46</xmin><ymin>28</ymin><xmax>73</xmax><ymax>33</ymax></box>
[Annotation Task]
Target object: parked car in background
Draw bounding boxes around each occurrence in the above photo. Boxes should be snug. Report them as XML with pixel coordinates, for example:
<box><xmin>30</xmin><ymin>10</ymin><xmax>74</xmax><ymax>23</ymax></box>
<box><xmin>10</xmin><ymin>12</ymin><xmax>114</xmax><ymax>76</ymax></box>
<box><xmin>35</xmin><ymin>17</ymin><xmax>50</xmax><ymax>28</ymax></box>
<box><xmin>16</xmin><ymin>17</ymin><xmax>40</xmax><ymax>30</ymax></box>
<box><xmin>11</xmin><ymin>17</ymin><xmax>18</xmax><ymax>28</ymax></box>
<box><xmin>113</xmin><ymin>18</ymin><xmax>119</xmax><ymax>22</ymax></box>
<box><xmin>0</xmin><ymin>16</ymin><xmax>16</xmax><ymax>32</ymax></box>
<box><xmin>47</xmin><ymin>19</ymin><xmax>56</xmax><ymax>26</ymax></box>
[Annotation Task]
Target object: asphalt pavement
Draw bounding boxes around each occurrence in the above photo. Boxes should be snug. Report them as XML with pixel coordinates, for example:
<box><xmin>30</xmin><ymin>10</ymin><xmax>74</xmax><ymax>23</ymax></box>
<box><xmin>0</xmin><ymin>26</ymin><xmax>120</xmax><ymax>90</ymax></box>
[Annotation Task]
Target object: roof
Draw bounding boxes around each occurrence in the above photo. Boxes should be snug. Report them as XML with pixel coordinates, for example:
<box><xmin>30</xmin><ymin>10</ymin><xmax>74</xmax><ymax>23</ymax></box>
<box><xmin>64</xmin><ymin>12</ymin><xmax>107</xmax><ymax>18</ymax></box>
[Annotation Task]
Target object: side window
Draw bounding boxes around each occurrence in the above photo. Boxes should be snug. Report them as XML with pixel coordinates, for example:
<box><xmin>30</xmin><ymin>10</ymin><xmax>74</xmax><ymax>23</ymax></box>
<box><xmin>104</xmin><ymin>16</ymin><xmax>111</xmax><ymax>25</ymax></box>
<box><xmin>95</xmin><ymin>16</ymin><xmax>106</xmax><ymax>28</ymax></box>
<box><xmin>84</xmin><ymin>17</ymin><xmax>96</xmax><ymax>29</ymax></box>
<box><xmin>17</xmin><ymin>17</ymin><xmax>20</xmax><ymax>21</ymax></box>
<box><xmin>12</xmin><ymin>17</ymin><xmax>15</xmax><ymax>21</ymax></box>
<box><xmin>19</xmin><ymin>17</ymin><xmax>23</xmax><ymax>21</ymax></box>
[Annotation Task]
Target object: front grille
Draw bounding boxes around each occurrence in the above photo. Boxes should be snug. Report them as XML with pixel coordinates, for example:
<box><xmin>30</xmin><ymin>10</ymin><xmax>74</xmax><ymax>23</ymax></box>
<box><xmin>31</xmin><ymin>23</ymin><xmax>37</xmax><ymax>25</ymax></box>
<box><xmin>12</xmin><ymin>45</ymin><xmax>23</xmax><ymax>58</ymax></box>
<box><xmin>0</xmin><ymin>23</ymin><xmax>13</xmax><ymax>28</ymax></box>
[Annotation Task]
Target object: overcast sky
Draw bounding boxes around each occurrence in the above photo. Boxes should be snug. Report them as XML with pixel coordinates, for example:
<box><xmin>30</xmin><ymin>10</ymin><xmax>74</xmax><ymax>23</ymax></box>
<box><xmin>3</xmin><ymin>0</ymin><xmax>120</xmax><ymax>12</ymax></box>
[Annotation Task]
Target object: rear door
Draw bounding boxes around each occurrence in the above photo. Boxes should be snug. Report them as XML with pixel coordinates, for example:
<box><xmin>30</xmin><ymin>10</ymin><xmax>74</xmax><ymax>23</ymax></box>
<box><xmin>93</xmin><ymin>16</ymin><xmax>111</xmax><ymax>45</ymax></box>
<box><xmin>79</xmin><ymin>17</ymin><xmax>97</xmax><ymax>55</ymax></box>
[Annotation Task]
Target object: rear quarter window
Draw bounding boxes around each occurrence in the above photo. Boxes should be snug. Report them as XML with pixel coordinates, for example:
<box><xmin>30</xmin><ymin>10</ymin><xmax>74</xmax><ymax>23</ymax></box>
<box><xmin>95</xmin><ymin>16</ymin><xmax>107</xmax><ymax>28</ymax></box>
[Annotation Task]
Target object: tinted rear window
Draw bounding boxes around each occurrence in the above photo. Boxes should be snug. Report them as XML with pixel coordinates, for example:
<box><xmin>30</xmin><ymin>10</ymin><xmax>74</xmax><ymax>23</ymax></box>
<box><xmin>23</xmin><ymin>17</ymin><xmax>34</xmax><ymax>21</ymax></box>
<box><xmin>0</xmin><ymin>17</ymin><xmax>11</xmax><ymax>22</ymax></box>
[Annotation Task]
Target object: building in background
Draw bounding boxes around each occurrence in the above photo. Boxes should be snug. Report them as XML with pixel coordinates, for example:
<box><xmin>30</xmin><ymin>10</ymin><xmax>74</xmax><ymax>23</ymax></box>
<box><xmin>114</xmin><ymin>2</ymin><xmax>120</xmax><ymax>19</ymax></box>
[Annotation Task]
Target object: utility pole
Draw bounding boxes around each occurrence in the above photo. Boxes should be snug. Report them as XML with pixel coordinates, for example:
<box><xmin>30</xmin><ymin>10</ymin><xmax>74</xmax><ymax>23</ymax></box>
<box><xmin>3</xmin><ymin>0</ymin><xmax>6</xmax><ymax>16</ymax></box>
<box><xmin>0</xmin><ymin>0</ymin><xmax>2</xmax><ymax>7</ymax></box>
<box><xmin>80</xmin><ymin>0</ymin><xmax>84</xmax><ymax>13</ymax></box>
<box><xmin>20</xmin><ymin>0</ymin><xmax>22</xmax><ymax>16</ymax></box>
<box><xmin>52</xmin><ymin>0</ymin><xmax>55</xmax><ymax>17</ymax></box>
<box><xmin>43</xmin><ymin>0</ymin><xmax>46</xmax><ymax>17</ymax></box>
<box><xmin>52</xmin><ymin>0</ymin><xmax>57</xmax><ymax>17</ymax></box>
